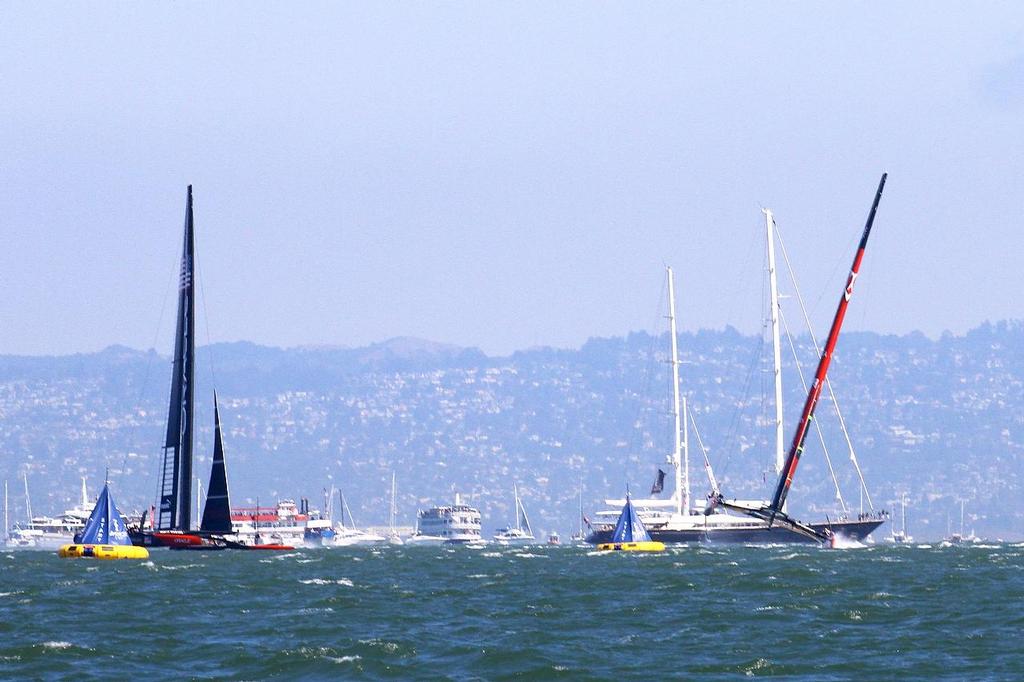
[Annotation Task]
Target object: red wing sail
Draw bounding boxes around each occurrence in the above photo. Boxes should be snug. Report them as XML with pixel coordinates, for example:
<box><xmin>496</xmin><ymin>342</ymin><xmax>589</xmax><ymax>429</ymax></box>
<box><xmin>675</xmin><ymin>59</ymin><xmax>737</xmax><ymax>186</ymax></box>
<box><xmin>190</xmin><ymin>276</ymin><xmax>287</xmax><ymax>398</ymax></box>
<box><xmin>769</xmin><ymin>173</ymin><xmax>887</xmax><ymax>515</ymax></box>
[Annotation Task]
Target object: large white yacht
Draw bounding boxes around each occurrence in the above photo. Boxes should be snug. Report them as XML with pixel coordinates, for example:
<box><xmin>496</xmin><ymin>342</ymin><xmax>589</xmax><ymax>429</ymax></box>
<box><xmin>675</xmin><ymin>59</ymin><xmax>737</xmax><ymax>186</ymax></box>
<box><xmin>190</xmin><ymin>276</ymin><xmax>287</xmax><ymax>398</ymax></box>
<box><xmin>5</xmin><ymin>477</ymin><xmax>95</xmax><ymax>549</ymax></box>
<box><xmin>409</xmin><ymin>493</ymin><xmax>483</xmax><ymax>544</ymax></box>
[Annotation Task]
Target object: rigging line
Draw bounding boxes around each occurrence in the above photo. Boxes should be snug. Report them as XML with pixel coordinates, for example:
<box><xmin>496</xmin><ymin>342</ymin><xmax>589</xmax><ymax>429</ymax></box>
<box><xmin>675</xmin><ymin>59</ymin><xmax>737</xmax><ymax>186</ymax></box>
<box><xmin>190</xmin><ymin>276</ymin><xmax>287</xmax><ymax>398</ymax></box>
<box><xmin>118</xmin><ymin>276</ymin><xmax>172</xmax><ymax>491</ymax></box>
<box><xmin>626</xmin><ymin>275</ymin><xmax>669</xmax><ymax>481</ymax></box>
<box><xmin>123</xmin><ymin>223</ymin><xmax>182</xmax><ymax>514</ymax></box>
<box><xmin>716</xmin><ymin>332</ymin><xmax>764</xmax><ymax>481</ymax></box>
<box><xmin>191</xmin><ymin>203</ymin><xmax>219</xmax><ymax>397</ymax></box>
<box><xmin>779</xmin><ymin>304</ymin><xmax>848</xmax><ymax>514</ymax></box>
<box><xmin>687</xmin><ymin>405</ymin><xmax>720</xmax><ymax>497</ymax></box>
<box><xmin>809</xmin><ymin>221</ymin><xmax>860</xmax><ymax>320</ymax></box>
<box><xmin>720</xmin><ymin>212</ymin><xmax>764</xmax><ymax>337</ymax></box>
<box><xmin>775</xmin><ymin>222</ymin><xmax>874</xmax><ymax>510</ymax></box>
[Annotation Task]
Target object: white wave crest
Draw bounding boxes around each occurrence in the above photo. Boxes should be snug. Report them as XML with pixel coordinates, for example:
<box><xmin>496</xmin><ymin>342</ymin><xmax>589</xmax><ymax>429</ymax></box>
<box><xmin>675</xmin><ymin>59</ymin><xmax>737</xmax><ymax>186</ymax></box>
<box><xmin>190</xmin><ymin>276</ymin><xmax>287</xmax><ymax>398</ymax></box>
<box><xmin>299</xmin><ymin>578</ymin><xmax>354</xmax><ymax>587</ymax></box>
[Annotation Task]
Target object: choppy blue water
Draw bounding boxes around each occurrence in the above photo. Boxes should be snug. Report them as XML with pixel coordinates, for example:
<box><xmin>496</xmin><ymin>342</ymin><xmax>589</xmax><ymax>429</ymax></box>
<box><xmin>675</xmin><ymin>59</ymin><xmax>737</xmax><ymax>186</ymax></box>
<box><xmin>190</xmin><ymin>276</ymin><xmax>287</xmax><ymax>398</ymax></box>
<box><xmin>1</xmin><ymin>542</ymin><xmax>1022</xmax><ymax>680</ymax></box>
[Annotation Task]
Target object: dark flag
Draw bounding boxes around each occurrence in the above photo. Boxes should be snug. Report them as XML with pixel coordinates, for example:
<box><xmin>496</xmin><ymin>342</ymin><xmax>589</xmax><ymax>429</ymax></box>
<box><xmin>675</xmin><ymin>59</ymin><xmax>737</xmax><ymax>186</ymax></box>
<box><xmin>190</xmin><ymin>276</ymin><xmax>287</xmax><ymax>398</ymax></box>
<box><xmin>650</xmin><ymin>468</ymin><xmax>666</xmax><ymax>495</ymax></box>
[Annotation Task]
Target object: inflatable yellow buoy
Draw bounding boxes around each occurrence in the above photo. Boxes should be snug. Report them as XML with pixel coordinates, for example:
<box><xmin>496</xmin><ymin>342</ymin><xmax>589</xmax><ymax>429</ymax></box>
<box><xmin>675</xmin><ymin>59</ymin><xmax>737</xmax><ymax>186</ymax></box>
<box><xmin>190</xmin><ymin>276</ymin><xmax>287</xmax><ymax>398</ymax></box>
<box><xmin>57</xmin><ymin>481</ymin><xmax>149</xmax><ymax>560</ymax></box>
<box><xmin>597</xmin><ymin>541</ymin><xmax>665</xmax><ymax>552</ymax></box>
<box><xmin>58</xmin><ymin>544</ymin><xmax>150</xmax><ymax>560</ymax></box>
<box><xmin>596</xmin><ymin>493</ymin><xmax>665</xmax><ymax>552</ymax></box>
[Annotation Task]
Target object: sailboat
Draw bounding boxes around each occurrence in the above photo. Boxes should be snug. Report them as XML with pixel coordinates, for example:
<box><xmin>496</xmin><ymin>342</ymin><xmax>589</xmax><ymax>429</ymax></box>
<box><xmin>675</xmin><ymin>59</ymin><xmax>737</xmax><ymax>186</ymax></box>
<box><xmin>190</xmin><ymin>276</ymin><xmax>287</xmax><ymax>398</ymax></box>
<box><xmin>130</xmin><ymin>186</ymin><xmax>204</xmax><ymax>549</ymax></box>
<box><xmin>570</xmin><ymin>481</ymin><xmax>586</xmax><ymax>545</ymax></box>
<box><xmin>130</xmin><ymin>187</ymin><xmax>292</xmax><ymax>551</ymax></box>
<box><xmin>596</xmin><ymin>492</ymin><xmax>665</xmax><ymax>552</ymax></box>
<box><xmin>331</xmin><ymin>491</ymin><xmax>386</xmax><ymax>546</ymax></box>
<box><xmin>707</xmin><ymin>173</ymin><xmax>890</xmax><ymax>545</ymax></box>
<box><xmin>387</xmin><ymin>472</ymin><xmax>403</xmax><ymax>545</ymax></box>
<box><xmin>944</xmin><ymin>499</ymin><xmax>980</xmax><ymax>545</ymax></box>
<box><xmin>493</xmin><ymin>483</ymin><xmax>535</xmax><ymax>544</ymax></box>
<box><xmin>890</xmin><ymin>494</ymin><xmax>913</xmax><ymax>544</ymax></box>
<box><xmin>588</xmin><ymin>175</ymin><xmax>890</xmax><ymax>545</ymax></box>
<box><xmin>58</xmin><ymin>482</ymin><xmax>149</xmax><ymax>559</ymax></box>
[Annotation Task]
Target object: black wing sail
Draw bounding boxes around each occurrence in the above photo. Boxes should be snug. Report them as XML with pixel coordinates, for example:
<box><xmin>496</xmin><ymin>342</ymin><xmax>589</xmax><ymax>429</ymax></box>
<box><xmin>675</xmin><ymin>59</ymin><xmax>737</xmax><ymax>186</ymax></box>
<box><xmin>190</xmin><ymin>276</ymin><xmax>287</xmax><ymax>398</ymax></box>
<box><xmin>158</xmin><ymin>185</ymin><xmax>196</xmax><ymax>531</ymax></box>
<box><xmin>200</xmin><ymin>393</ymin><xmax>233</xmax><ymax>534</ymax></box>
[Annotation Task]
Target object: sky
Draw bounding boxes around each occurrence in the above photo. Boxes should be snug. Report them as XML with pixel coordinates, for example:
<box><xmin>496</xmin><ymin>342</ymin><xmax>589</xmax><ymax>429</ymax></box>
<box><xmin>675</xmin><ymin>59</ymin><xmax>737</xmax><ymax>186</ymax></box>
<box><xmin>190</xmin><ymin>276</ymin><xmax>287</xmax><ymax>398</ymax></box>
<box><xmin>2</xmin><ymin>2</ymin><xmax>1023</xmax><ymax>357</ymax></box>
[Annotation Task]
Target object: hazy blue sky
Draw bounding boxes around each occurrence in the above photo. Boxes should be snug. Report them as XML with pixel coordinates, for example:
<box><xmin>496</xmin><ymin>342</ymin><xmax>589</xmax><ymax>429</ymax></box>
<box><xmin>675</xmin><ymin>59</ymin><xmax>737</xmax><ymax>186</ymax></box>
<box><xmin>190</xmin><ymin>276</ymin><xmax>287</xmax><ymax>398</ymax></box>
<box><xmin>2</xmin><ymin>3</ymin><xmax>1022</xmax><ymax>356</ymax></box>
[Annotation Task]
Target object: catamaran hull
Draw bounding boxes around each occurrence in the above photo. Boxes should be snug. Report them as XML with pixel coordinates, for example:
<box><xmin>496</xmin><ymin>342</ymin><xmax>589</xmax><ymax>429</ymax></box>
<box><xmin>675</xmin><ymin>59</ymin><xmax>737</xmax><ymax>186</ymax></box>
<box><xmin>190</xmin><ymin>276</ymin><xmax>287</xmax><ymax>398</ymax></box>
<box><xmin>129</xmin><ymin>530</ymin><xmax>205</xmax><ymax>548</ymax></box>
<box><xmin>587</xmin><ymin>518</ymin><xmax>884</xmax><ymax>545</ymax></box>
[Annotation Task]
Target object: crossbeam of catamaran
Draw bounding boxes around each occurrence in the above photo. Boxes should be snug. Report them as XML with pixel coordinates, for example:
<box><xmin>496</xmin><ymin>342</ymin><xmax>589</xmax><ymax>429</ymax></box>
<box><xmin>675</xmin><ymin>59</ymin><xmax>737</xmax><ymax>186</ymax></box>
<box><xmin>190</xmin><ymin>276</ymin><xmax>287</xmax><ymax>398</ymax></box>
<box><xmin>710</xmin><ymin>173</ymin><xmax>887</xmax><ymax>544</ymax></box>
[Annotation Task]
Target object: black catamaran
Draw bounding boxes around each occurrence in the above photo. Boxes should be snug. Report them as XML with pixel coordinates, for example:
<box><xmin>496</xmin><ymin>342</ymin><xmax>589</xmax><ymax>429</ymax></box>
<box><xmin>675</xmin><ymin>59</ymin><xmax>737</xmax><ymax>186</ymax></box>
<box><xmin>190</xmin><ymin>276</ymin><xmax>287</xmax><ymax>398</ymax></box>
<box><xmin>130</xmin><ymin>187</ymin><xmax>293</xmax><ymax>551</ymax></box>
<box><xmin>132</xmin><ymin>186</ymin><xmax>200</xmax><ymax>548</ymax></box>
<box><xmin>161</xmin><ymin>185</ymin><xmax>196</xmax><ymax>533</ymax></box>
<box><xmin>710</xmin><ymin>173</ymin><xmax>889</xmax><ymax>544</ymax></box>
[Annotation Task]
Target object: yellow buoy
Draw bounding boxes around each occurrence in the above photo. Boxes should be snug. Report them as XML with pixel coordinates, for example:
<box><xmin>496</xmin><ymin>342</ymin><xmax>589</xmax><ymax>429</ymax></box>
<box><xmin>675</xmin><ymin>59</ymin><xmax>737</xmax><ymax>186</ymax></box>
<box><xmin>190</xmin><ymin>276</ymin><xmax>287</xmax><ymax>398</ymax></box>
<box><xmin>58</xmin><ymin>544</ymin><xmax>150</xmax><ymax>560</ymax></box>
<box><xmin>57</xmin><ymin>481</ymin><xmax>149</xmax><ymax>560</ymax></box>
<box><xmin>595</xmin><ymin>493</ymin><xmax>665</xmax><ymax>552</ymax></box>
<box><xmin>597</xmin><ymin>541</ymin><xmax>665</xmax><ymax>552</ymax></box>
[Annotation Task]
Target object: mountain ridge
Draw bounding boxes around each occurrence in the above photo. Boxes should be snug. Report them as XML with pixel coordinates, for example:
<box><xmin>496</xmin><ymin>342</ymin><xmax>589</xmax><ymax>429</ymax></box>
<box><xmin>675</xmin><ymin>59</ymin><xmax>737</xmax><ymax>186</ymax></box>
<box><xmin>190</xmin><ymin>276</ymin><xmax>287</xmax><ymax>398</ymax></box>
<box><xmin>1</xmin><ymin>321</ymin><xmax>1021</xmax><ymax>540</ymax></box>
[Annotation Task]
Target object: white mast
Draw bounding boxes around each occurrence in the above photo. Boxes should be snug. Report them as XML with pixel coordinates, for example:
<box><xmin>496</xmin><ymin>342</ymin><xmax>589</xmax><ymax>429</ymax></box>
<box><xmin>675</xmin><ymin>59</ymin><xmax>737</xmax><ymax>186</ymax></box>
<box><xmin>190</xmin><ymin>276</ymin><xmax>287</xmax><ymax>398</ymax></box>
<box><xmin>765</xmin><ymin>209</ymin><xmax>785</xmax><ymax>478</ymax></box>
<box><xmin>666</xmin><ymin>267</ymin><xmax>688</xmax><ymax>517</ymax></box>
<box><xmin>80</xmin><ymin>477</ymin><xmax>88</xmax><ymax>509</ymax></box>
<box><xmin>389</xmin><ymin>472</ymin><xmax>397</xmax><ymax>534</ymax></box>
<box><xmin>4</xmin><ymin>480</ymin><xmax>8</xmax><ymax>541</ymax></box>
<box><xmin>901</xmin><ymin>494</ymin><xmax>908</xmax><ymax>536</ymax></box>
<box><xmin>23</xmin><ymin>473</ymin><xmax>32</xmax><ymax>524</ymax></box>
<box><xmin>196</xmin><ymin>477</ymin><xmax>203</xmax><ymax>529</ymax></box>
<box><xmin>577</xmin><ymin>478</ymin><xmax>584</xmax><ymax>539</ymax></box>
<box><xmin>513</xmin><ymin>483</ymin><xmax>520</xmax><ymax>532</ymax></box>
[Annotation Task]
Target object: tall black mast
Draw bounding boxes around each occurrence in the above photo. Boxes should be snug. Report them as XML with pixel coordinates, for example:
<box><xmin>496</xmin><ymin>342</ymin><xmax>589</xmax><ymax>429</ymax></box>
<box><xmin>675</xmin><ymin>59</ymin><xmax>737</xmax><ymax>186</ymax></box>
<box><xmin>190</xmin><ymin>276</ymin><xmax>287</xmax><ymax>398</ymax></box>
<box><xmin>158</xmin><ymin>185</ymin><xmax>195</xmax><ymax>531</ymax></box>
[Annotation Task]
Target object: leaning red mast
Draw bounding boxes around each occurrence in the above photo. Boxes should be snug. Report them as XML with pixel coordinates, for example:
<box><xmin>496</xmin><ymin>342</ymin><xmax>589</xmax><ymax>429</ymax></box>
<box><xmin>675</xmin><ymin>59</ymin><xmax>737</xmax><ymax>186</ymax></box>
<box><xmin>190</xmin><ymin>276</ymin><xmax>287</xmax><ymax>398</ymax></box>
<box><xmin>769</xmin><ymin>172</ymin><xmax>887</xmax><ymax>518</ymax></box>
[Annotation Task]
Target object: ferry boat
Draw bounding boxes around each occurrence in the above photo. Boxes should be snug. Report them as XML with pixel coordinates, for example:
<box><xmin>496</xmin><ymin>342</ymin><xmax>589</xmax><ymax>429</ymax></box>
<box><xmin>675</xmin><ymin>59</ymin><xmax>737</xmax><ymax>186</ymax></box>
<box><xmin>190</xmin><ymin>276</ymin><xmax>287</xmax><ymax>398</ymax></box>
<box><xmin>230</xmin><ymin>499</ymin><xmax>312</xmax><ymax>547</ymax></box>
<box><xmin>411</xmin><ymin>493</ymin><xmax>483</xmax><ymax>544</ymax></box>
